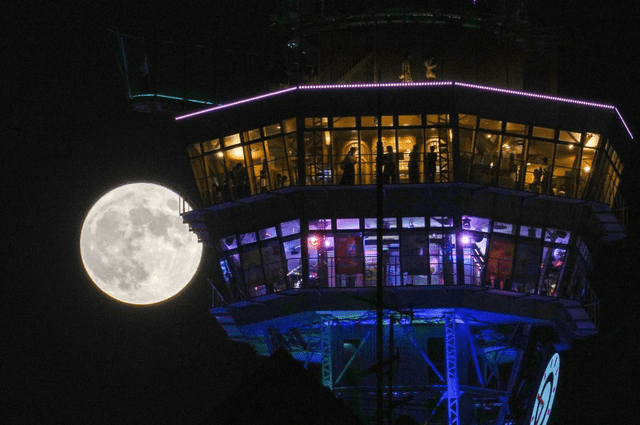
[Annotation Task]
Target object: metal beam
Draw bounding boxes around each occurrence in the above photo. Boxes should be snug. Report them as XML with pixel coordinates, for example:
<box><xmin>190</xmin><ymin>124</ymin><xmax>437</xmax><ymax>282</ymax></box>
<box><xmin>409</xmin><ymin>336</ymin><xmax>445</xmax><ymax>382</ymax></box>
<box><xmin>459</xmin><ymin>316</ymin><xmax>485</xmax><ymax>388</ymax></box>
<box><xmin>321</xmin><ymin>322</ymin><xmax>333</xmax><ymax>390</ymax></box>
<box><xmin>444</xmin><ymin>312</ymin><xmax>459</xmax><ymax>425</ymax></box>
<box><xmin>334</xmin><ymin>330</ymin><xmax>372</xmax><ymax>386</ymax></box>
<box><xmin>496</xmin><ymin>324</ymin><xmax>531</xmax><ymax>425</ymax></box>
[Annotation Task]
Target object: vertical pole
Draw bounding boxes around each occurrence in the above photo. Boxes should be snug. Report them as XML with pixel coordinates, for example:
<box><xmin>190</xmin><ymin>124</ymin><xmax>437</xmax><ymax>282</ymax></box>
<box><xmin>374</xmin><ymin>2</ymin><xmax>384</xmax><ymax>423</ymax></box>
<box><xmin>376</xmin><ymin>102</ymin><xmax>384</xmax><ymax>425</ymax></box>
<box><xmin>388</xmin><ymin>316</ymin><xmax>395</xmax><ymax>423</ymax></box>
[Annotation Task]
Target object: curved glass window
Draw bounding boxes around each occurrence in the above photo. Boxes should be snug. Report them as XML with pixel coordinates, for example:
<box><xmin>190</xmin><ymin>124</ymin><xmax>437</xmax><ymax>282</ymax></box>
<box><xmin>187</xmin><ymin>114</ymin><xmax>621</xmax><ymax>209</ymax></box>
<box><xmin>216</xmin><ymin>217</ymin><xmax>593</xmax><ymax>303</ymax></box>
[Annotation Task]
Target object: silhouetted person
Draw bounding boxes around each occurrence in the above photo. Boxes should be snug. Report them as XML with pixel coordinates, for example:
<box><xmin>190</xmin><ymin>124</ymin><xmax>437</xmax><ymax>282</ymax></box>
<box><xmin>339</xmin><ymin>147</ymin><xmax>357</xmax><ymax>185</ymax></box>
<box><xmin>232</xmin><ymin>163</ymin><xmax>248</xmax><ymax>198</ymax></box>
<box><xmin>382</xmin><ymin>145</ymin><xmax>397</xmax><ymax>184</ymax></box>
<box><xmin>408</xmin><ymin>143</ymin><xmax>420</xmax><ymax>183</ymax></box>
<box><xmin>259</xmin><ymin>158</ymin><xmax>269</xmax><ymax>192</ymax></box>
<box><xmin>541</xmin><ymin>157</ymin><xmax>551</xmax><ymax>194</ymax></box>
<box><xmin>425</xmin><ymin>145</ymin><xmax>437</xmax><ymax>182</ymax></box>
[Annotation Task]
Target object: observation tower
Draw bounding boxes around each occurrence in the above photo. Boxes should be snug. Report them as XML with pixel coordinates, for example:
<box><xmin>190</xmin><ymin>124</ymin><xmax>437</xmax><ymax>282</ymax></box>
<box><xmin>173</xmin><ymin>1</ymin><xmax>632</xmax><ymax>424</ymax></box>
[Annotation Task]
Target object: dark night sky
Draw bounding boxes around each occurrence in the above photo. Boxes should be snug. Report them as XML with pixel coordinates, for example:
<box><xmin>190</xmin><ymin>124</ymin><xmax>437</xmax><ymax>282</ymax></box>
<box><xmin>4</xmin><ymin>1</ymin><xmax>639</xmax><ymax>424</ymax></box>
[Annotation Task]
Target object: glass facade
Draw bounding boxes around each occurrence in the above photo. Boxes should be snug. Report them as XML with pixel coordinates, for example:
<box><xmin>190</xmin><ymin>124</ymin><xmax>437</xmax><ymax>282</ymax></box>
<box><xmin>217</xmin><ymin>215</ymin><xmax>591</xmax><ymax>303</ymax></box>
<box><xmin>187</xmin><ymin>114</ymin><xmax>622</xmax><ymax>209</ymax></box>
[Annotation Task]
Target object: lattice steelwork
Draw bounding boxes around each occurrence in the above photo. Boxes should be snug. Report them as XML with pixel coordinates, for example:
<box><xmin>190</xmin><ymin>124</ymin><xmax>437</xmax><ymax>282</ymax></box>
<box><xmin>445</xmin><ymin>313</ymin><xmax>459</xmax><ymax>425</ymax></box>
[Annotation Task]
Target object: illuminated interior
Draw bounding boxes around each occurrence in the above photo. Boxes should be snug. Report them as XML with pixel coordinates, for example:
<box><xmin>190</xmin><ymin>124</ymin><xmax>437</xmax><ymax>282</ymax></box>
<box><xmin>187</xmin><ymin>112</ymin><xmax>623</xmax><ymax>209</ymax></box>
<box><xmin>217</xmin><ymin>215</ymin><xmax>590</xmax><ymax>303</ymax></box>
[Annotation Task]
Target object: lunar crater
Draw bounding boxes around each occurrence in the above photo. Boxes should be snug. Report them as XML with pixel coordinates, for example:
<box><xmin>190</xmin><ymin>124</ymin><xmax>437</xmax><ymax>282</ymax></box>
<box><xmin>80</xmin><ymin>183</ymin><xmax>202</xmax><ymax>304</ymax></box>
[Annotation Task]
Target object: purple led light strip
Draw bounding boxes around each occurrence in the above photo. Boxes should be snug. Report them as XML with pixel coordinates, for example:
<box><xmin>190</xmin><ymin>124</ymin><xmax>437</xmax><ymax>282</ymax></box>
<box><xmin>454</xmin><ymin>82</ymin><xmax>633</xmax><ymax>139</ymax></box>
<box><xmin>455</xmin><ymin>82</ymin><xmax>615</xmax><ymax>109</ymax></box>
<box><xmin>299</xmin><ymin>81</ymin><xmax>453</xmax><ymax>89</ymax></box>
<box><xmin>175</xmin><ymin>82</ymin><xmax>634</xmax><ymax>139</ymax></box>
<box><xmin>175</xmin><ymin>87</ymin><xmax>297</xmax><ymax>121</ymax></box>
<box><xmin>615</xmin><ymin>108</ymin><xmax>634</xmax><ymax>140</ymax></box>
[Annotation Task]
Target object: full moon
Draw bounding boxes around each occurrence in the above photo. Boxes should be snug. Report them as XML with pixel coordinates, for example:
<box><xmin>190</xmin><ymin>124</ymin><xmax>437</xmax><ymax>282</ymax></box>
<box><xmin>80</xmin><ymin>183</ymin><xmax>203</xmax><ymax>305</ymax></box>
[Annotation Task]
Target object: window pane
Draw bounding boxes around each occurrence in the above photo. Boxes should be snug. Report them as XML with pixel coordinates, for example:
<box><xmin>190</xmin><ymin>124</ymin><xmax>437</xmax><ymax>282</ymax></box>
<box><xmin>463</xmin><ymin>216</ymin><xmax>490</xmax><ymax>232</ymax></box>
<box><xmin>244</xmin><ymin>129</ymin><xmax>261</xmax><ymax>142</ymax></box>
<box><xmin>545</xmin><ymin>228</ymin><xmax>571</xmax><ymax>244</ymax></box>
<box><xmin>240</xmin><ymin>232</ymin><xmax>257</xmax><ymax>245</ymax></box>
<box><xmin>459</xmin><ymin>129</ymin><xmax>475</xmax><ymax>181</ymax></box>
<box><xmin>187</xmin><ymin>142</ymin><xmax>202</xmax><ymax>158</ymax></box>
<box><xmin>461</xmin><ymin>231</ymin><xmax>487</xmax><ymax>286</ymax></box>
<box><xmin>458</xmin><ymin>114</ymin><xmax>477</xmax><ymax>129</ymax></box>
<box><xmin>241</xmin><ymin>246</ymin><xmax>264</xmax><ymax>297</ymax></box>
<box><xmin>305</xmin><ymin>117</ymin><xmax>328</xmax><ymax>128</ymax></box>
<box><xmin>337</xmin><ymin>218</ymin><xmax>360</xmax><ymax>230</ymax></box>
<box><xmin>553</xmin><ymin>144</ymin><xmax>579</xmax><ymax>197</ymax></box>
<box><xmin>280</xmin><ymin>219</ymin><xmax>300</xmax><ymax>236</ymax></box>
<box><xmin>506</xmin><ymin>122</ymin><xmax>527</xmax><ymax>135</ymax></box>
<box><xmin>584</xmin><ymin>133</ymin><xmax>600</xmax><ymax>148</ymax></box>
<box><xmin>335</xmin><ymin>233</ymin><xmax>363</xmax><ymax>284</ymax></box>
<box><xmin>558</xmin><ymin>130</ymin><xmax>581</xmax><ymax>144</ymax></box>
<box><xmin>264</xmin><ymin>122</ymin><xmax>282</xmax><ymax>137</ymax></box>
<box><xmin>398</xmin><ymin>129</ymin><xmax>423</xmax><ymax>183</ymax></box>
<box><xmin>223</xmin><ymin>133</ymin><xmax>241</xmax><ymax>147</ymax></box>
<box><xmin>499</xmin><ymin>136</ymin><xmax>525</xmax><ymax>189</ymax></box>
<box><xmin>262</xmin><ymin>240</ymin><xmax>285</xmax><ymax>292</ymax></box>
<box><xmin>427</xmin><ymin>114</ymin><xmax>449</xmax><ymax>125</ymax></box>
<box><xmin>202</xmin><ymin>138</ymin><xmax>220</xmax><ymax>152</ymax></box>
<box><xmin>525</xmin><ymin>140</ymin><xmax>554</xmax><ymax>194</ymax></box>
<box><xmin>283</xmin><ymin>239</ymin><xmax>302</xmax><ymax>289</ymax></box>
<box><xmin>334</xmin><ymin>130</ymin><xmax>361</xmax><ymax>184</ymax></box>
<box><xmin>309</xmin><ymin>219</ymin><xmax>332</xmax><ymax>230</ymax></box>
<box><xmin>402</xmin><ymin>217</ymin><xmax>426</xmax><ymax>228</ymax></box>
<box><xmin>259</xmin><ymin>227</ymin><xmax>277</xmax><ymax>240</ymax></box>
<box><xmin>364</xmin><ymin>217</ymin><xmax>397</xmax><ymax>229</ymax></box>
<box><xmin>361</xmin><ymin>116</ymin><xmax>377</xmax><ymax>127</ymax></box>
<box><xmin>359</xmin><ymin>130</ymin><xmax>377</xmax><ymax>185</ymax></box>
<box><xmin>512</xmin><ymin>240</ymin><xmax>542</xmax><ymax>292</ymax></box>
<box><xmin>479</xmin><ymin>118</ymin><xmax>502</xmax><ymax>131</ymax></box>
<box><xmin>308</xmin><ymin>234</ymin><xmax>334</xmax><ymax>287</ymax></box>
<box><xmin>265</xmin><ymin>136</ymin><xmax>288</xmax><ymax>191</ymax></box>
<box><xmin>401</xmin><ymin>233</ymin><xmax>430</xmax><ymax>280</ymax></box>
<box><xmin>248</xmin><ymin>141</ymin><xmax>266</xmax><ymax>194</ymax></box>
<box><xmin>383</xmin><ymin>218</ymin><xmax>397</xmax><ymax>229</ymax></box>
<box><xmin>333</xmin><ymin>117</ymin><xmax>356</xmax><ymax>128</ymax></box>
<box><xmin>472</xmin><ymin>132</ymin><xmax>501</xmax><ymax>185</ymax></box>
<box><xmin>282</xmin><ymin>117</ymin><xmax>296</xmax><ymax>134</ymax></box>
<box><xmin>493</xmin><ymin>222</ymin><xmax>515</xmax><ymax>234</ymax></box>
<box><xmin>486</xmin><ymin>237</ymin><xmax>515</xmax><ymax>287</ymax></box>
<box><xmin>304</xmin><ymin>131</ymin><xmax>331</xmax><ymax>185</ymax></box>
<box><xmin>220</xmin><ymin>236</ymin><xmax>238</xmax><ymax>251</ymax></box>
<box><xmin>429</xmin><ymin>233</ymin><xmax>456</xmax><ymax>285</ymax></box>
<box><xmin>399</xmin><ymin>115</ymin><xmax>422</xmax><ymax>126</ymax></box>
<box><xmin>430</xmin><ymin>216</ymin><xmax>453</xmax><ymax>227</ymax></box>
<box><xmin>532</xmin><ymin>126</ymin><xmax>555</xmax><ymax>139</ymax></box>
<box><xmin>520</xmin><ymin>226</ymin><xmax>542</xmax><ymax>239</ymax></box>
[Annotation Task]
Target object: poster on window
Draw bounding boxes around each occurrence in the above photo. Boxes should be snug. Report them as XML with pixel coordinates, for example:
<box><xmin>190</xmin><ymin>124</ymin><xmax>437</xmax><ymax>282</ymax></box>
<box><xmin>486</xmin><ymin>239</ymin><xmax>515</xmax><ymax>280</ymax></box>
<box><xmin>336</xmin><ymin>235</ymin><xmax>363</xmax><ymax>274</ymax></box>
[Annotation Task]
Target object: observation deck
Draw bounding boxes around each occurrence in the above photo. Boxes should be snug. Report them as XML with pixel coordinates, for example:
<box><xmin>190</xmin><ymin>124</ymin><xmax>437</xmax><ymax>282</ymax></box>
<box><xmin>177</xmin><ymin>81</ymin><xmax>630</xmax><ymax>425</ymax></box>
